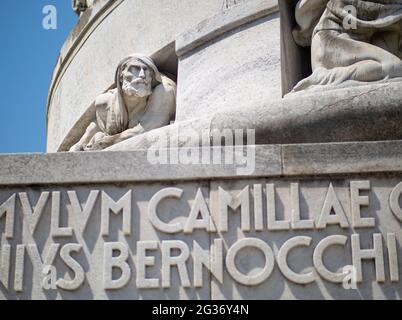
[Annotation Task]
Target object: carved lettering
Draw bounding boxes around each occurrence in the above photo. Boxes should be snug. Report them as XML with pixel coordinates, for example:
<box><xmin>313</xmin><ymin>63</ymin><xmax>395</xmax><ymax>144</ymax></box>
<box><xmin>57</xmin><ymin>244</ymin><xmax>85</xmax><ymax>290</ymax></box>
<box><xmin>148</xmin><ymin>188</ymin><xmax>184</xmax><ymax>234</ymax></box>
<box><xmin>103</xmin><ymin>242</ymin><xmax>131</xmax><ymax>290</ymax></box>
<box><xmin>313</xmin><ymin>235</ymin><xmax>348</xmax><ymax>283</ymax></box>
<box><xmin>350</xmin><ymin>181</ymin><xmax>374</xmax><ymax>228</ymax></box>
<box><xmin>136</xmin><ymin>241</ymin><xmax>159</xmax><ymax>289</ymax></box>
<box><xmin>101</xmin><ymin>191</ymin><xmax>132</xmax><ymax>237</ymax></box>
<box><xmin>193</xmin><ymin>239</ymin><xmax>223</xmax><ymax>287</ymax></box>
<box><xmin>0</xmin><ymin>195</ymin><xmax>15</xmax><ymax>239</ymax></box>
<box><xmin>316</xmin><ymin>183</ymin><xmax>349</xmax><ymax>229</ymax></box>
<box><xmin>278</xmin><ymin>236</ymin><xmax>315</xmax><ymax>284</ymax></box>
<box><xmin>51</xmin><ymin>192</ymin><xmax>73</xmax><ymax>238</ymax></box>
<box><xmin>19</xmin><ymin>192</ymin><xmax>49</xmax><ymax>235</ymax></box>
<box><xmin>226</xmin><ymin>238</ymin><xmax>274</xmax><ymax>286</ymax></box>
<box><xmin>184</xmin><ymin>189</ymin><xmax>216</xmax><ymax>234</ymax></box>
<box><xmin>161</xmin><ymin>240</ymin><xmax>191</xmax><ymax>288</ymax></box>
<box><xmin>290</xmin><ymin>183</ymin><xmax>314</xmax><ymax>230</ymax></box>
<box><xmin>351</xmin><ymin>233</ymin><xmax>385</xmax><ymax>282</ymax></box>
<box><xmin>267</xmin><ymin>184</ymin><xmax>290</xmax><ymax>231</ymax></box>
<box><xmin>0</xmin><ymin>244</ymin><xmax>11</xmax><ymax>289</ymax></box>
<box><xmin>218</xmin><ymin>186</ymin><xmax>250</xmax><ymax>232</ymax></box>
<box><xmin>68</xmin><ymin>190</ymin><xmax>99</xmax><ymax>233</ymax></box>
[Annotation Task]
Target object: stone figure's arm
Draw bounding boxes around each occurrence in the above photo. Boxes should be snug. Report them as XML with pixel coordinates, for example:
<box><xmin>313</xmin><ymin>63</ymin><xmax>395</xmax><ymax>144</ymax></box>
<box><xmin>293</xmin><ymin>0</ymin><xmax>328</xmax><ymax>46</ymax></box>
<box><xmin>69</xmin><ymin>121</ymin><xmax>101</xmax><ymax>151</ymax></box>
<box><xmin>88</xmin><ymin>126</ymin><xmax>145</xmax><ymax>150</ymax></box>
<box><xmin>69</xmin><ymin>91</ymin><xmax>113</xmax><ymax>151</ymax></box>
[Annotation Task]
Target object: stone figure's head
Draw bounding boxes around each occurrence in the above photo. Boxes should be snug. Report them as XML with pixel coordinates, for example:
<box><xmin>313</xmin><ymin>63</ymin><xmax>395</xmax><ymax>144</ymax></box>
<box><xmin>116</xmin><ymin>55</ymin><xmax>162</xmax><ymax>99</ymax></box>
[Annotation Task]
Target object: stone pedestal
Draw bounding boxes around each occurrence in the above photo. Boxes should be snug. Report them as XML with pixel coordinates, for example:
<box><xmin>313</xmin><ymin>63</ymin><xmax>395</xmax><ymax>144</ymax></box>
<box><xmin>31</xmin><ymin>0</ymin><xmax>402</xmax><ymax>301</ymax></box>
<box><xmin>1</xmin><ymin>141</ymin><xmax>402</xmax><ymax>299</ymax></box>
<box><xmin>105</xmin><ymin>81</ymin><xmax>402</xmax><ymax>152</ymax></box>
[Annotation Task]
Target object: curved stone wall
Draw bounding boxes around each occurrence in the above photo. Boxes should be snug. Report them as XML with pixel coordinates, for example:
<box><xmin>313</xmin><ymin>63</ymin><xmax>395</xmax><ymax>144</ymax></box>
<box><xmin>175</xmin><ymin>0</ymin><xmax>280</xmax><ymax>121</ymax></box>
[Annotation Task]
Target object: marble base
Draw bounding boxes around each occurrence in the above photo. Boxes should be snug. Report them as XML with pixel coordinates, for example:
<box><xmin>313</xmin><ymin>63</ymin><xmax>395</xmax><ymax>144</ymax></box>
<box><xmin>0</xmin><ymin>141</ymin><xmax>402</xmax><ymax>299</ymax></box>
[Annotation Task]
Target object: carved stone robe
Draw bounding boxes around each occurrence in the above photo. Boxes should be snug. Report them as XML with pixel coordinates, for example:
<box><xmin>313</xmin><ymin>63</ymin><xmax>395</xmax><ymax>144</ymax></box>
<box><xmin>294</xmin><ymin>0</ymin><xmax>402</xmax><ymax>46</ymax></box>
<box><xmin>292</xmin><ymin>0</ymin><xmax>402</xmax><ymax>91</ymax></box>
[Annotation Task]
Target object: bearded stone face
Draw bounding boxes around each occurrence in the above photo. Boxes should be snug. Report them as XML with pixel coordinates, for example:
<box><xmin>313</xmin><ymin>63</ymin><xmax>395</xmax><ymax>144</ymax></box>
<box><xmin>121</xmin><ymin>61</ymin><xmax>153</xmax><ymax>98</ymax></box>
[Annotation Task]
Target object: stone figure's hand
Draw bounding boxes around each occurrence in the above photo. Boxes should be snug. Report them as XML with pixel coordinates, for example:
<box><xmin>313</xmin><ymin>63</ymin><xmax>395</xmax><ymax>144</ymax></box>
<box><xmin>123</xmin><ymin>125</ymin><xmax>145</xmax><ymax>137</ymax></box>
<box><xmin>86</xmin><ymin>126</ymin><xmax>146</xmax><ymax>150</ymax></box>
<box><xmin>69</xmin><ymin>143</ymin><xmax>83</xmax><ymax>152</ymax></box>
<box><xmin>83</xmin><ymin>132</ymin><xmax>106</xmax><ymax>151</ymax></box>
<box><xmin>85</xmin><ymin>135</ymin><xmax>116</xmax><ymax>151</ymax></box>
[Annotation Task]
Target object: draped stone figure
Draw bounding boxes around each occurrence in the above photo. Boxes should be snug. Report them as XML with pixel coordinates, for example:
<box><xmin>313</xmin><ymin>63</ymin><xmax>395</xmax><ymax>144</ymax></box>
<box><xmin>292</xmin><ymin>0</ymin><xmax>402</xmax><ymax>91</ymax></box>
<box><xmin>69</xmin><ymin>54</ymin><xmax>176</xmax><ymax>151</ymax></box>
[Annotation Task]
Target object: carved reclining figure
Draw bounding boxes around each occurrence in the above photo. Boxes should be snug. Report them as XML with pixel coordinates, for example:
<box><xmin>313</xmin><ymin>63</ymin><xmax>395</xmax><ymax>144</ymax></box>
<box><xmin>292</xmin><ymin>0</ymin><xmax>402</xmax><ymax>91</ymax></box>
<box><xmin>69</xmin><ymin>54</ymin><xmax>176</xmax><ymax>151</ymax></box>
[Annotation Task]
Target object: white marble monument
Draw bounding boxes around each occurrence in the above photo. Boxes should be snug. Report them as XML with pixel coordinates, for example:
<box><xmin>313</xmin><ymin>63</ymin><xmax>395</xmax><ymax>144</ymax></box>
<box><xmin>1</xmin><ymin>0</ymin><xmax>402</xmax><ymax>300</ymax></box>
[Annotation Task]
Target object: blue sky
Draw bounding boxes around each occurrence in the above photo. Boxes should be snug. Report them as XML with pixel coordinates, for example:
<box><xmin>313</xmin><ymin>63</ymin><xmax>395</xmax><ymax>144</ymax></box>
<box><xmin>0</xmin><ymin>0</ymin><xmax>77</xmax><ymax>153</ymax></box>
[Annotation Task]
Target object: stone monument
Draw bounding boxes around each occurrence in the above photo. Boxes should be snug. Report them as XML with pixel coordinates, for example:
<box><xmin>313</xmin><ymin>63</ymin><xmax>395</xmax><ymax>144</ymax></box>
<box><xmin>69</xmin><ymin>54</ymin><xmax>176</xmax><ymax>151</ymax></box>
<box><xmin>1</xmin><ymin>0</ymin><xmax>402</xmax><ymax>300</ymax></box>
<box><xmin>291</xmin><ymin>0</ymin><xmax>402</xmax><ymax>91</ymax></box>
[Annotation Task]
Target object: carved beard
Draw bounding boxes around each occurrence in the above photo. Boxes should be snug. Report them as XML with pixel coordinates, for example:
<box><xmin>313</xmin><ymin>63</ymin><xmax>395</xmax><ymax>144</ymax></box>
<box><xmin>122</xmin><ymin>79</ymin><xmax>152</xmax><ymax>98</ymax></box>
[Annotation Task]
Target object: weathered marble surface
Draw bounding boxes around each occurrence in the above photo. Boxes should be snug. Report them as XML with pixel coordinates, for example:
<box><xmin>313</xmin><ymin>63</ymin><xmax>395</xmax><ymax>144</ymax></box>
<box><xmin>47</xmin><ymin>0</ymin><xmax>227</xmax><ymax>153</ymax></box>
<box><xmin>175</xmin><ymin>0</ymin><xmax>280</xmax><ymax>122</ymax></box>
<box><xmin>50</xmin><ymin>0</ymin><xmax>402</xmax><ymax>152</ymax></box>
<box><xmin>291</xmin><ymin>0</ymin><xmax>402</xmax><ymax>91</ymax></box>
<box><xmin>2</xmin><ymin>141</ymin><xmax>402</xmax><ymax>185</ymax></box>
<box><xmin>1</xmin><ymin>141</ymin><xmax>402</xmax><ymax>299</ymax></box>
<box><xmin>69</xmin><ymin>55</ymin><xmax>176</xmax><ymax>152</ymax></box>
<box><xmin>107</xmin><ymin>81</ymin><xmax>402</xmax><ymax>151</ymax></box>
